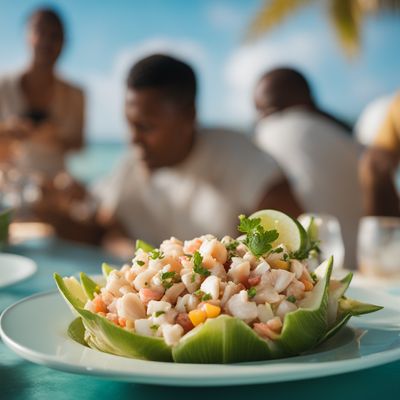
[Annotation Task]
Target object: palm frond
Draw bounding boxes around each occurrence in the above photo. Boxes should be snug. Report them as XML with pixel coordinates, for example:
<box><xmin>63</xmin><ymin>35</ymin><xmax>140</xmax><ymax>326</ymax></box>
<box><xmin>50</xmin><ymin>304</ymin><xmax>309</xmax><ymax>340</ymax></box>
<box><xmin>328</xmin><ymin>0</ymin><xmax>362</xmax><ymax>57</ymax></box>
<box><xmin>246</xmin><ymin>0</ymin><xmax>313</xmax><ymax>41</ymax></box>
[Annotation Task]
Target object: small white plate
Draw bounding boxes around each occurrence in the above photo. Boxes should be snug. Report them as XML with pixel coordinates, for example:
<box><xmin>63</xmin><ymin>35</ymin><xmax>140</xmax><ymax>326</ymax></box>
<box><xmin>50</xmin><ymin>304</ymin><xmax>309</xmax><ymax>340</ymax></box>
<box><xmin>0</xmin><ymin>287</ymin><xmax>399</xmax><ymax>386</ymax></box>
<box><xmin>0</xmin><ymin>253</ymin><xmax>37</xmax><ymax>288</ymax></box>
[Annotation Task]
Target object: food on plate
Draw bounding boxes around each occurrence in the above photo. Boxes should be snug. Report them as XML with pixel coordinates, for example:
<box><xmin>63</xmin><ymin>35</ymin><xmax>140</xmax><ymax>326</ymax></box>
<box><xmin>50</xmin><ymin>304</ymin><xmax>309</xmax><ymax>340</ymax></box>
<box><xmin>55</xmin><ymin>209</ymin><xmax>382</xmax><ymax>363</ymax></box>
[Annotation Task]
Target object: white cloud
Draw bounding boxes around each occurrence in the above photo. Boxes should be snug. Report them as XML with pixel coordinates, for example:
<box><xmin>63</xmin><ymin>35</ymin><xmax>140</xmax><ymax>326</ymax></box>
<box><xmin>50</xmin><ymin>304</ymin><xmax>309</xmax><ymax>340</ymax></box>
<box><xmin>82</xmin><ymin>38</ymin><xmax>209</xmax><ymax>141</ymax></box>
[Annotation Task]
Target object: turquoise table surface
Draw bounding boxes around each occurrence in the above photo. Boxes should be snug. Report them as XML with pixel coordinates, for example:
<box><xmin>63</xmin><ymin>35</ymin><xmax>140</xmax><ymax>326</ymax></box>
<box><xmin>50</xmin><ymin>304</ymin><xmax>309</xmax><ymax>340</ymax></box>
<box><xmin>1</xmin><ymin>238</ymin><xmax>400</xmax><ymax>400</ymax></box>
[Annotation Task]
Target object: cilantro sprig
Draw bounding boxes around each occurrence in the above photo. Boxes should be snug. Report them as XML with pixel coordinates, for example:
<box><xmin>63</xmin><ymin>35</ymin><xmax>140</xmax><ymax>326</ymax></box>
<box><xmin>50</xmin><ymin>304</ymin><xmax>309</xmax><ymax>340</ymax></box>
<box><xmin>150</xmin><ymin>249</ymin><xmax>164</xmax><ymax>260</ymax></box>
<box><xmin>192</xmin><ymin>251</ymin><xmax>211</xmax><ymax>277</ymax></box>
<box><xmin>238</xmin><ymin>215</ymin><xmax>279</xmax><ymax>257</ymax></box>
<box><xmin>160</xmin><ymin>271</ymin><xmax>177</xmax><ymax>289</ymax></box>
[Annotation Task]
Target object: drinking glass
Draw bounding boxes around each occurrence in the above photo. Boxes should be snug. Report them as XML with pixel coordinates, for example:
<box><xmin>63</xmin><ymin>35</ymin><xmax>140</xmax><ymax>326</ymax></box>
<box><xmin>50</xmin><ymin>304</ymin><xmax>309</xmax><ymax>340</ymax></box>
<box><xmin>357</xmin><ymin>217</ymin><xmax>400</xmax><ymax>278</ymax></box>
<box><xmin>298</xmin><ymin>213</ymin><xmax>345</xmax><ymax>271</ymax></box>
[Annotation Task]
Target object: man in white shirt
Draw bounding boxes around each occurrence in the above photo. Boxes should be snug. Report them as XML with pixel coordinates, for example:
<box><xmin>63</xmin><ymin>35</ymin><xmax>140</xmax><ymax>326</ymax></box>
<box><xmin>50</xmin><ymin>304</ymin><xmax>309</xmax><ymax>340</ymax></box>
<box><xmin>253</xmin><ymin>67</ymin><xmax>363</xmax><ymax>268</ymax></box>
<box><xmin>93</xmin><ymin>55</ymin><xmax>302</xmax><ymax>246</ymax></box>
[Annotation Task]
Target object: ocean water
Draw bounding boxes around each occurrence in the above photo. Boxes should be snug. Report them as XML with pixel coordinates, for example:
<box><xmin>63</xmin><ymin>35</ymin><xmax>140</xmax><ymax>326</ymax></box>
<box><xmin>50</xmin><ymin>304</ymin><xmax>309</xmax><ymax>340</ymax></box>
<box><xmin>66</xmin><ymin>142</ymin><xmax>125</xmax><ymax>184</ymax></box>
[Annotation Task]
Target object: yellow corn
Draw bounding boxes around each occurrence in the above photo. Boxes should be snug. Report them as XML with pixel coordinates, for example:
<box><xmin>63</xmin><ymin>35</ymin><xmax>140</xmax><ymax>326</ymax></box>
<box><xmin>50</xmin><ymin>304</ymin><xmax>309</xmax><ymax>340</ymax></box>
<box><xmin>202</xmin><ymin>303</ymin><xmax>221</xmax><ymax>318</ymax></box>
<box><xmin>188</xmin><ymin>309</ymin><xmax>207</xmax><ymax>326</ymax></box>
<box><xmin>271</xmin><ymin>259</ymin><xmax>290</xmax><ymax>270</ymax></box>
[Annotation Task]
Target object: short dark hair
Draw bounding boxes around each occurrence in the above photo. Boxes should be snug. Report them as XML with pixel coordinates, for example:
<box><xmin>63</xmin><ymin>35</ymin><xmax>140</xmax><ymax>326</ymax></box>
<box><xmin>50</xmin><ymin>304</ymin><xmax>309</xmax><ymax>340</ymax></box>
<box><xmin>260</xmin><ymin>67</ymin><xmax>314</xmax><ymax>108</ymax></box>
<box><xmin>127</xmin><ymin>54</ymin><xmax>197</xmax><ymax>107</ymax></box>
<box><xmin>28</xmin><ymin>7</ymin><xmax>65</xmax><ymax>39</ymax></box>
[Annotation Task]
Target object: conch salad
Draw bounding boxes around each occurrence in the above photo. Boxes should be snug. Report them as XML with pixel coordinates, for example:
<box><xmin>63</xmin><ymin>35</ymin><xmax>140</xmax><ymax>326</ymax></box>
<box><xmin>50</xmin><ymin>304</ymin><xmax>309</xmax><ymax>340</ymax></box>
<box><xmin>55</xmin><ymin>210</ymin><xmax>382</xmax><ymax>363</ymax></box>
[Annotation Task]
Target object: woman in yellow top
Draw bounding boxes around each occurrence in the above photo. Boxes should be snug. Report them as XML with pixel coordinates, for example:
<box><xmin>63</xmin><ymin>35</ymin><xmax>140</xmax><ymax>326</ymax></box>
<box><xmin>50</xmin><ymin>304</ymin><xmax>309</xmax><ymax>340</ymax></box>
<box><xmin>360</xmin><ymin>94</ymin><xmax>400</xmax><ymax>216</ymax></box>
<box><xmin>0</xmin><ymin>7</ymin><xmax>85</xmax><ymax>177</ymax></box>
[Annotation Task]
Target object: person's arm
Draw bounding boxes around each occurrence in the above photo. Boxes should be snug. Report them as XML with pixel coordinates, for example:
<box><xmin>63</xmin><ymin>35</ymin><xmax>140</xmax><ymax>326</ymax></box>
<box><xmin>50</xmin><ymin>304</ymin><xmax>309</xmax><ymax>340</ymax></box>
<box><xmin>254</xmin><ymin>177</ymin><xmax>304</xmax><ymax>219</ymax></box>
<box><xmin>359</xmin><ymin>96</ymin><xmax>400</xmax><ymax>216</ymax></box>
<box><xmin>62</xmin><ymin>89</ymin><xmax>85</xmax><ymax>152</ymax></box>
<box><xmin>359</xmin><ymin>147</ymin><xmax>399</xmax><ymax>216</ymax></box>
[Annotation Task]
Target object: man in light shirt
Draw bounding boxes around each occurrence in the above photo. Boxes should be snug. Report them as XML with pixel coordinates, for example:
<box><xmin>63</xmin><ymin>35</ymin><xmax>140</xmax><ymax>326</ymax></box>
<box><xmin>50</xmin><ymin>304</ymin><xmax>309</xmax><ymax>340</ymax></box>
<box><xmin>93</xmin><ymin>55</ymin><xmax>302</xmax><ymax>247</ymax></box>
<box><xmin>253</xmin><ymin>67</ymin><xmax>363</xmax><ymax>268</ymax></box>
<box><xmin>359</xmin><ymin>94</ymin><xmax>400</xmax><ymax>217</ymax></box>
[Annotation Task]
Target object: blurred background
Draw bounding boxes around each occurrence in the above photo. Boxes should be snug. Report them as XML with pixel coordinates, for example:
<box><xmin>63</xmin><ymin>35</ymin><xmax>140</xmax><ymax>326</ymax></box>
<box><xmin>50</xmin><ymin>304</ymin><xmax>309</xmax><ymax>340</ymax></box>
<box><xmin>2</xmin><ymin>0</ymin><xmax>400</xmax><ymax>183</ymax></box>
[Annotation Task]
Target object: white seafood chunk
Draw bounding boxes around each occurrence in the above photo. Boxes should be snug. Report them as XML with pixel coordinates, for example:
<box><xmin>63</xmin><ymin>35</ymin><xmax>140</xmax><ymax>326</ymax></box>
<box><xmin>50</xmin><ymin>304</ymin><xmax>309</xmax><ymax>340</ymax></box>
<box><xmin>227</xmin><ymin>290</ymin><xmax>258</xmax><ymax>322</ymax></box>
<box><xmin>272</xmin><ymin>269</ymin><xmax>295</xmax><ymax>293</ymax></box>
<box><xmin>200</xmin><ymin>275</ymin><xmax>220</xmax><ymax>300</ymax></box>
<box><xmin>161</xmin><ymin>323</ymin><xmax>184</xmax><ymax>346</ymax></box>
<box><xmin>276</xmin><ymin>300</ymin><xmax>298</xmax><ymax>320</ymax></box>
<box><xmin>228</xmin><ymin>257</ymin><xmax>250</xmax><ymax>283</ymax></box>
<box><xmin>134</xmin><ymin>318</ymin><xmax>154</xmax><ymax>336</ymax></box>
<box><xmin>133</xmin><ymin>269</ymin><xmax>158</xmax><ymax>291</ymax></box>
<box><xmin>175</xmin><ymin>294</ymin><xmax>199</xmax><ymax>313</ymax></box>
<box><xmin>181</xmin><ymin>271</ymin><xmax>201</xmax><ymax>293</ymax></box>
<box><xmin>163</xmin><ymin>282</ymin><xmax>186</xmax><ymax>304</ymax></box>
<box><xmin>147</xmin><ymin>300</ymin><xmax>171</xmax><ymax>315</ymax></box>
<box><xmin>257</xmin><ymin>303</ymin><xmax>275</xmax><ymax>323</ymax></box>
<box><xmin>116</xmin><ymin>293</ymin><xmax>146</xmax><ymax>321</ymax></box>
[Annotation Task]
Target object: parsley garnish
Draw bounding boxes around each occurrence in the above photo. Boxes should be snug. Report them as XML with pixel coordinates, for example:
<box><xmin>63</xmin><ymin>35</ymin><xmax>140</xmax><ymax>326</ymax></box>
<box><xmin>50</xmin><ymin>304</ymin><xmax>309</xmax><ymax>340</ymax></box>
<box><xmin>194</xmin><ymin>289</ymin><xmax>204</xmax><ymax>297</ymax></box>
<box><xmin>201</xmin><ymin>293</ymin><xmax>212</xmax><ymax>301</ymax></box>
<box><xmin>247</xmin><ymin>287</ymin><xmax>257</xmax><ymax>298</ymax></box>
<box><xmin>154</xmin><ymin>311</ymin><xmax>165</xmax><ymax>317</ymax></box>
<box><xmin>150</xmin><ymin>249</ymin><xmax>164</xmax><ymax>260</ymax></box>
<box><xmin>225</xmin><ymin>240</ymin><xmax>239</xmax><ymax>252</ymax></box>
<box><xmin>287</xmin><ymin>295</ymin><xmax>296</xmax><ymax>303</ymax></box>
<box><xmin>136</xmin><ymin>260</ymin><xmax>145</xmax><ymax>266</ymax></box>
<box><xmin>192</xmin><ymin>251</ymin><xmax>211</xmax><ymax>277</ymax></box>
<box><xmin>238</xmin><ymin>215</ymin><xmax>279</xmax><ymax>257</ymax></box>
<box><xmin>150</xmin><ymin>324</ymin><xmax>159</xmax><ymax>331</ymax></box>
<box><xmin>238</xmin><ymin>215</ymin><xmax>262</xmax><ymax>233</ymax></box>
<box><xmin>270</xmin><ymin>247</ymin><xmax>283</xmax><ymax>254</ymax></box>
<box><xmin>310</xmin><ymin>272</ymin><xmax>318</xmax><ymax>283</ymax></box>
<box><xmin>282</xmin><ymin>253</ymin><xmax>290</xmax><ymax>261</ymax></box>
<box><xmin>161</xmin><ymin>271</ymin><xmax>176</xmax><ymax>289</ymax></box>
<box><xmin>191</xmin><ymin>273</ymin><xmax>196</xmax><ymax>283</ymax></box>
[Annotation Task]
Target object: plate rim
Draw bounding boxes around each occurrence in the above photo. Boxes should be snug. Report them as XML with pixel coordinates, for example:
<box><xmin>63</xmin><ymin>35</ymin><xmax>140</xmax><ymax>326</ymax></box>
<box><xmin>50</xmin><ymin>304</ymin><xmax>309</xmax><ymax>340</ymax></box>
<box><xmin>1</xmin><ymin>290</ymin><xmax>400</xmax><ymax>386</ymax></box>
<box><xmin>0</xmin><ymin>253</ymin><xmax>37</xmax><ymax>288</ymax></box>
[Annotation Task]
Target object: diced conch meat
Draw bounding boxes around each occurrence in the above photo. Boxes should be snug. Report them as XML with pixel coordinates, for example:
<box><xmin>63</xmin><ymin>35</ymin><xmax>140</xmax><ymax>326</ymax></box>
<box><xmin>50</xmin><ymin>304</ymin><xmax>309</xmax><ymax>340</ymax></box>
<box><xmin>200</xmin><ymin>275</ymin><xmax>220</xmax><ymax>300</ymax></box>
<box><xmin>163</xmin><ymin>282</ymin><xmax>186</xmax><ymax>304</ymax></box>
<box><xmin>257</xmin><ymin>303</ymin><xmax>274</xmax><ymax>323</ymax></box>
<box><xmin>276</xmin><ymin>300</ymin><xmax>298</xmax><ymax>320</ymax></box>
<box><xmin>134</xmin><ymin>318</ymin><xmax>155</xmax><ymax>336</ymax></box>
<box><xmin>116</xmin><ymin>293</ymin><xmax>146</xmax><ymax>321</ymax></box>
<box><xmin>227</xmin><ymin>290</ymin><xmax>258</xmax><ymax>322</ymax></box>
<box><xmin>133</xmin><ymin>269</ymin><xmax>158</xmax><ymax>291</ymax></box>
<box><xmin>175</xmin><ymin>294</ymin><xmax>199</xmax><ymax>313</ymax></box>
<box><xmin>228</xmin><ymin>257</ymin><xmax>250</xmax><ymax>283</ymax></box>
<box><xmin>161</xmin><ymin>323</ymin><xmax>184</xmax><ymax>346</ymax></box>
<box><xmin>181</xmin><ymin>271</ymin><xmax>201</xmax><ymax>293</ymax></box>
<box><xmin>271</xmin><ymin>269</ymin><xmax>295</xmax><ymax>293</ymax></box>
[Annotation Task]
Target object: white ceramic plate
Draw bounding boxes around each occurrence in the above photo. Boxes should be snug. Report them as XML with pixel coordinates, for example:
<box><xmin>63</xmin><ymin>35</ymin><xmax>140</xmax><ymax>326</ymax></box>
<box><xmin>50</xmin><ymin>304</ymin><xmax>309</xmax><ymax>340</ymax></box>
<box><xmin>1</xmin><ymin>287</ymin><xmax>400</xmax><ymax>386</ymax></box>
<box><xmin>0</xmin><ymin>253</ymin><xmax>37</xmax><ymax>288</ymax></box>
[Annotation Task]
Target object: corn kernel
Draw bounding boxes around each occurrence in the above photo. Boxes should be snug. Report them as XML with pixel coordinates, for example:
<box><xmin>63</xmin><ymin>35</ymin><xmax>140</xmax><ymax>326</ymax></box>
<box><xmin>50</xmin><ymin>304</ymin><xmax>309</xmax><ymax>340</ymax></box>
<box><xmin>271</xmin><ymin>259</ymin><xmax>290</xmax><ymax>270</ymax></box>
<box><xmin>188</xmin><ymin>309</ymin><xmax>207</xmax><ymax>326</ymax></box>
<box><xmin>202</xmin><ymin>303</ymin><xmax>221</xmax><ymax>318</ymax></box>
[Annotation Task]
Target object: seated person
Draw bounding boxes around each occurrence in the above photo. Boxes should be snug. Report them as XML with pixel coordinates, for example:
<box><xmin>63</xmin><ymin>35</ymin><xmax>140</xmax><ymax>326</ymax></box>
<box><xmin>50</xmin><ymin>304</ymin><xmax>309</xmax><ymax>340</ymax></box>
<box><xmin>253</xmin><ymin>67</ymin><xmax>363</xmax><ymax>268</ymax></box>
<box><xmin>359</xmin><ymin>94</ymin><xmax>400</xmax><ymax>217</ymax></box>
<box><xmin>91</xmin><ymin>54</ymin><xmax>303</xmax><ymax>247</ymax></box>
<box><xmin>0</xmin><ymin>7</ymin><xmax>85</xmax><ymax>177</ymax></box>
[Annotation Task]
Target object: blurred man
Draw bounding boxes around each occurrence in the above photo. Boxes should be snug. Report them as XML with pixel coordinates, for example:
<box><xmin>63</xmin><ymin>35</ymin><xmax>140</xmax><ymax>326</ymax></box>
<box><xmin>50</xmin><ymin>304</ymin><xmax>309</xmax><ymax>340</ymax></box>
<box><xmin>92</xmin><ymin>55</ymin><xmax>302</xmax><ymax>246</ymax></box>
<box><xmin>253</xmin><ymin>67</ymin><xmax>363</xmax><ymax>268</ymax></box>
<box><xmin>359</xmin><ymin>94</ymin><xmax>400</xmax><ymax>217</ymax></box>
<box><xmin>0</xmin><ymin>7</ymin><xmax>85</xmax><ymax>176</ymax></box>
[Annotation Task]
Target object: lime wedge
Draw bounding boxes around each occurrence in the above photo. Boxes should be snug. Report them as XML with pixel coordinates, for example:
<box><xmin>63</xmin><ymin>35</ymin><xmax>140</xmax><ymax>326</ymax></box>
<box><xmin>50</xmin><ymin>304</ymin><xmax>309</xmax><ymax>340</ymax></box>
<box><xmin>250</xmin><ymin>209</ymin><xmax>307</xmax><ymax>253</ymax></box>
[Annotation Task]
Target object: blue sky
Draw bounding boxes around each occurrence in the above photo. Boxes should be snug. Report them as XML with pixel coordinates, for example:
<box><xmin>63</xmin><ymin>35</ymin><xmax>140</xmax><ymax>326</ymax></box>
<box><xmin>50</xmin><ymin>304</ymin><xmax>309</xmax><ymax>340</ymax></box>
<box><xmin>1</xmin><ymin>0</ymin><xmax>400</xmax><ymax>141</ymax></box>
